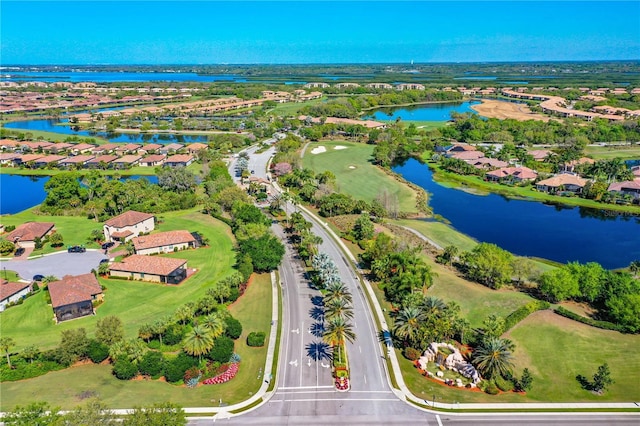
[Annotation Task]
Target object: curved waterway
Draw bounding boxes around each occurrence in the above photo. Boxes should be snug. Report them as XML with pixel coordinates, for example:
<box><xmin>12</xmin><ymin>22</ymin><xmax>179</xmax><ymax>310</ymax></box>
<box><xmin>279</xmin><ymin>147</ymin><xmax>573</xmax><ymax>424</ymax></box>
<box><xmin>4</xmin><ymin>119</ymin><xmax>209</xmax><ymax>144</ymax></box>
<box><xmin>393</xmin><ymin>158</ymin><xmax>640</xmax><ymax>269</ymax></box>
<box><xmin>365</xmin><ymin>101</ymin><xmax>479</xmax><ymax>121</ymax></box>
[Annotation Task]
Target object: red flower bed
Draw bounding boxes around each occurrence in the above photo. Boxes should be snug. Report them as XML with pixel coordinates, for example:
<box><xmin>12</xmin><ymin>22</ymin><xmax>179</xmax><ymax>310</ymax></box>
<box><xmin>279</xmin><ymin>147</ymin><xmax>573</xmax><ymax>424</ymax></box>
<box><xmin>335</xmin><ymin>377</ymin><xmax>349</xmax><ymax>391</ymax></box>
<box><xmin>202</xmin><ymin>362</ymin><xmax>239</xmax><ymax>385</ymax></box>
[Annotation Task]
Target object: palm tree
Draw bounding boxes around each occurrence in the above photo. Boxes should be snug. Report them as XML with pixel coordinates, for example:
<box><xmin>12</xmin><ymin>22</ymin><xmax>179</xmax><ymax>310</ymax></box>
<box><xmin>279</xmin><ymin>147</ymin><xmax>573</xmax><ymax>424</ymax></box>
<box><xmin>173</xmin><ymin>304</ymin><xmax>194</xmax><ymax>326</ymax></box>
<box><xmin>323</xmin><ymin>281</ymin><xmax>353</xmax><ymax>305</ymax></box>
<box><xmin>0</xmin><ymin>337</ymin><xmax>15</xmax><ymax>368</ymax></box>
<box><xmin>138</xmin><ymin>323</ymin><xmax>153</xmax><ymax>343</ymax></box>
<box><xmin>393</xmin><ymin>306</ymin><xmax>425</xmax><ymax>346</ymax></box>
<box><xmin>182</xmin><ymin>325</ymin><xmax>215</xmax><ymax>360</ymax></box>
<box><xmin>323</xmin><ymin>317</ymin><xmax>356</xmax><ymax>365</ymax></box>
<box><xmin>201</xmin><ymin>313</ymin><xmax>226</xmax><ymax>338</ymax></box>
<box><xmin>324</xmin><ymin>297</ymin><xmax>354</xmax><ymax>322</ymax></box>
<box><xmin>472</xmin><ymin>337</ymin><xmax>515</xmax><ymax>380</ymax></box>
<box><xmin>421</xmin><ymin>297</ymin><xmax>446</xmax><ymax>316</ymax></box>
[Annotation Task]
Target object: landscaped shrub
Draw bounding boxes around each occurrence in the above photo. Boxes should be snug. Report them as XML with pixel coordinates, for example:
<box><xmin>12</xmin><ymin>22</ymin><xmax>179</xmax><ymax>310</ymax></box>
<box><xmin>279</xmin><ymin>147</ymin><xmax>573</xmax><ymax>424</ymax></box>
<box><xmin>503</xmin><ymin>300</ymin><xmax>550</xmax><ymax>332</ymax></box>
<box><xmin>228</xmin><ymin>287</ymin><xmax>240</xmax><ymax>303</ymax></box>
<box><xmin>0</xmin><ymin>359</ymin><xmax>65</xmax><ymax>382</ymax></box>
<box><xmin>112</xmin><ymin>358</ymin><xmax>138</xmax><ymax>380</ymax></box>
<box><xmin>87</xmin><ymin>339</ymin><xmax>109</xmax><ymax>364</ymax></box>
<box><xmin>495</xmin><ymin>375</ymin><xmax>514</xmax><ymax>392</ymax></box>
<box><xmin>484</xmin><ymin>381</ymin><xmax>500</xmax><ymax>395</ymax></box>
<box><xmin>138</xmin><ymin>351</ymin><xmax>165</xmax><ymax>377</ymax></box>
<box><xmin>247</xmin><ymin>332</ymin><xmax>266</xmax><ymax>347</ymax></box>
<box><xmin>224</xmin><ymin>317</ymin><xmax>243</xmax><ymax>340</ymax></box>
<box><xmin>163</xmin><ymin>324</ymin><xmax>185</xmax><ymax>346</ymax></box>
<box><xmin>554</xmin><ymin>307</ymin><xmax>623</xmax><ymax>332</ymax></box>
<box><xmin>184</xmin><ymin>366</ymin><xmax>201</xmax><ymax>388</ymax></box>
<box><xmin>164</xmin><ymin>352</ymin><xmax>198</xmax><ymax>383</ymax></box>
<box><xmin>403</xmin><ymin>347</ymin><xmax>421</xmax><ymax>361</ymax></box>
<box><xmin>207</xmin><ymin>336</ymin><xmax>234</xmax><ymax>363</ymax></box>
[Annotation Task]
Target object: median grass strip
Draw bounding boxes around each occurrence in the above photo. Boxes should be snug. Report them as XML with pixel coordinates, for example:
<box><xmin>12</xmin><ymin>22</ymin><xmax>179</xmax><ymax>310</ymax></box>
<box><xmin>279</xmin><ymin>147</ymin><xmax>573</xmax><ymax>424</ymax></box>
<box><xmin>302</xmin><ymin>140</ymin><xmax>419</xmax><ymax>214</ymax></box>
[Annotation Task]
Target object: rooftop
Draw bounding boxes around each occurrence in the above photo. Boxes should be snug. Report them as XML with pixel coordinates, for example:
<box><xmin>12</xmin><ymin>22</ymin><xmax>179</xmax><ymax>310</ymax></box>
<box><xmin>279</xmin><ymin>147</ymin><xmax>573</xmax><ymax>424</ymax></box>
<box><xmin>132</xmin><ymin>230</ymin><xmax>195</xmax><ymax>251</ymax></box>
<box><xmin>48</xmin><ymin>273</ymin><xmax>102</xmax><ymax>308</ymax></box>
<box><xmin>104</xmin><ymin>210</ymin><xmax>154</xmax><ymax>228</ymax></box>
<box><xmin>109</xmin><ymin>254</ymin><xmax>187</xmax><ymax>276</ymax></box>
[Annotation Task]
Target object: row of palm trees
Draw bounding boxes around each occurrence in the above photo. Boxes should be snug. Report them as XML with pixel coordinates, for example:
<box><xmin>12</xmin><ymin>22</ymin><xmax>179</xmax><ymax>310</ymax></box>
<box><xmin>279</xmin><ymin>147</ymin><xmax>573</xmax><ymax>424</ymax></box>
<box><xmin>322</xmin><ymin>281</ymin><xmax>356</xmax><ymax>366</ymax></box>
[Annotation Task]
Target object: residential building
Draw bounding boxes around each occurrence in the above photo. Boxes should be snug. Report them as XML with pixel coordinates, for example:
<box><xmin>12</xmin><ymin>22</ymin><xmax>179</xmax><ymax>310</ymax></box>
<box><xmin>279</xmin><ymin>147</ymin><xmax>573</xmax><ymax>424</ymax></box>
<box><xmin>164</xmin><ymin>154</ymin><xmax>194</xmax><ymax>167</ymax></box>
<box><xmin>396</xmin><ymin>83</ymin><xmax>425</xmax><ymax>91</ymax></box>
<box><xmin>536</xmin><ymin>174</ymin><xmax>589</xmax><ymax>193</ymax></box>
<box><xmin>6</xmin><ymin>222</ymin><xmax>55</xmax><ymax>248</ymax></box>
<box><xmin>48</xmin><ymin>273</ymin><xmax>103</xmax><ymax>322</ymax></box>
<box><xmin>132</xmin><ymin>230</ymin><xmax>197</xmax><ymax>255</ymax></box>
<box><xmin>486</xmin><ymin>166</ymin><xmax>538</xmax><ymax>182</ymax></box>
<box><xmin>139</xmin><ymin>154</ymin><xmax>166</xmax><ymax>167</ymax></box>
<box><xmin>109</xmin><ymin>254</ymin><xmax>188</xmax><ymax>284</ymax></box>
<box><xmin>103</xmin><ymin>210</ymin><xmax>155</xmax><ymax>242</ymax></box>
<box><xmin>607</xmin><ymin>179</ymin><xmax>640</xmax><ymax>201</ymax></box>
<box><xmin>112</xmin><ymin>155</ymin><xmax>142</xmax><ymax>169</ymax></box>
<box><xmin>0</xmin><ymin>280</ymin><xmax>31</xmax><ymax>312</ymax></box>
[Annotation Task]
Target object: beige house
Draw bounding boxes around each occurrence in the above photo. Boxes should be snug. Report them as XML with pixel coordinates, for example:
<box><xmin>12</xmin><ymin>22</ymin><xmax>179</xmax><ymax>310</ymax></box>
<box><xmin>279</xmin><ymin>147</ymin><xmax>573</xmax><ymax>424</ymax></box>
<box><xmin>109</xmin><ymin>254</ymin><xmax>188</xmax><ymax>284</ymax></box>
<box><xmin>48</xmin><ymin>274</ymin><xmax>103</xmax><ymax>322</ymax></box>
<box><xmin>536</xmin><ymin>174</ymin><xmax>588</xmax><ymax>193</ymax></box>
<box><xmin>103</xmin><ymin>210</ymin><xmax>155</xmax><ymax>242</ymax></box>
<box><xmin>6</xmin><ymin>222</ymin><xmax>55</xmax><ymax>249</ymax></box>
<box><xmin>132</xmin><ymin>230</ymin><xmax>196</xmax><ymax>255</ymax></box>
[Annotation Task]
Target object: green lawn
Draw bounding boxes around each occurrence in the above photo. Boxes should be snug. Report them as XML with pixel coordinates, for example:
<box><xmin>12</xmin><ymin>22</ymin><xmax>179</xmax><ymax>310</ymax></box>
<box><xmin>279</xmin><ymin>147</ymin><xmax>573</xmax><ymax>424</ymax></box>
<box><xmin>0</xmin><ymin>209</ymin><xmax>108</xmax><ymax>255</ymax></box>
<box><xmin>0</xmin><ymin>210</ymin><xmax>237</xmax><ymax>351</ymax></box>
<box><xmin>302</xmin><ymin>140</ymin><xmax>419</xmax><ymax>214</ymax></box>
<box><xmin>393</xmin><ymin>218</ymin><xmax>478</xmax><ymax>252</ymax></box>
<box><xmin>267</xmin><ymin>98</ymin><xmax>325</xmax><ymax>117</ymax></box>
<box><xmin>506</xmin><ymin>310</ymin><xmax>640</xmax><ymax>402</ymax></box>
<box><xmin>0</xmin><ymin>273</ymin><xmax>272</xmax><ymax>411</ymax></box>
<box><xmin>584</xmin><ymin>145</ymin><xmax>640</xmax><ymax>160</ymax></box>
<box><xmin>0</xmin><ymin>166</ymin><xmax>158</xmax><ymax>177</ymax></box>
<box><xmin>1</xmin><ymin>127</ymin><xmax>110</xmax><ymax>144</ymax></box>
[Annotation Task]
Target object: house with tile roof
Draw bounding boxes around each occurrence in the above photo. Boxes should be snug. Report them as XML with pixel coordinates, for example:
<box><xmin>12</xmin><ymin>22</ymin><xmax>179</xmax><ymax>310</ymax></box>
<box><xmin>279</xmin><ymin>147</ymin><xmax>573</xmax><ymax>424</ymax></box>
<box><xmin>132</xmin><ymin>230</ymin><xmax>197</xmax><ymax>255</ymax></box>
<box><xmin>139</xmin><ymin>154</ymin><xmax>166</xmax><ymax>167</ymax></box>
<box><xmin>607</xmin><ymin>179</ymin><xmax>640</xmax><ymax>201</ymax></box>
<box><xmin>164</xmin><ymin>154</ymin><xmax>194</xmax><ymax>167</ymax></box>
<box><xmin>103</xmin><ymin>210</ymin><xmax>155</xmax><ymax>242</ymax></box>
<box><xmin>536</xmin><ymin>174</ymin><xmax>589</xmax><ymax>194</ymax></box>
<box><xmin>109</xmin><ymin>254</ymin><xmax>188</xmax><ymax>284</ymax></box>
<box><xmin>486</xmin><ymin>166</ymin><xmax>538</xmax><ymax>183</ymax></box>
<box><xmin>48</xmin><ymin>273</ymin><xmax>103</xmax><ymax>322</ymax></box>
<box><xmin>0</xmin><ymin>280</ymin><xmax>31</xmax><ymax>312</ymax></box>
<box><xmin>6</xmin><ymin>222</ymin><xmax>55</xmax><ymax>248</ymax></box>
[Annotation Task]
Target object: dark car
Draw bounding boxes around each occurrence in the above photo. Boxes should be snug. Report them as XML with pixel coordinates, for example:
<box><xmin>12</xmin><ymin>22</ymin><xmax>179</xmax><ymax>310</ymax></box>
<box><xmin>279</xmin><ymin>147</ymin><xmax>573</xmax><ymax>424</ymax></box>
<box><xmin>101</xmin><ymin>242</ymin><xmax>115</xmax><ymax>250</ymax></box>
<box><xmin>14</xmin><ymin>247</ymin><xmax>25</xmax><ymax>256</ymax></box>
<box><xmin>68</xmin><ymin>245</ymin><xmax>86</xmax><ymax>253</ymax></box>
<box><xmin>99</xmin><ymin>258</ymin><xmax>110</xmax><ymax>264</ymax></box>
<box><xmin>32</xmin><ymin>274</ymin><xmax>45</xmax><ymax>282</ymax></box>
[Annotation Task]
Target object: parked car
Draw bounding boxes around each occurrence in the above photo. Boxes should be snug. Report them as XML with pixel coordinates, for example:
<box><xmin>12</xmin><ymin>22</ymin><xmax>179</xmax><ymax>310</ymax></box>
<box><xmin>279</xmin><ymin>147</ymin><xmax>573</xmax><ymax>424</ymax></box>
<box><xmin>68</xmin><ymin>245</ymin><xmax>86</xmax><ymax>253</ymax></box>
<box><xmin>99</xmin><ymin>259</ymin><xmax>110</xmax><ymax>264</ymax></box>
<box><xmin>101</xmin><ymin>242</ymin><xmax>115</xmax><ymax>250</ymax></box>
<box><xmin>14</xmin><ymin>247</ymin><xmax>25</xmax><ymax>256</ymax></box>
<box><xmin>32</xmin><ymin>274</ymin><xmax>45</xmax><ymax>282</ymax></box>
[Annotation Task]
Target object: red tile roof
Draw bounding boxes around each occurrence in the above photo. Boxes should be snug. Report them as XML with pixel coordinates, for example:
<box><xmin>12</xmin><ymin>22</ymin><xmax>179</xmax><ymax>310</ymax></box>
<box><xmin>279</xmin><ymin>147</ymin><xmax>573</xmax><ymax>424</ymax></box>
<box><xmin>537</xmin><ymin>174</ymin><xmax>588</xmax><ymax>188</ymax></box>
<box><xmin>132</xmin><ymin>230</ymin><xmax>195</xmax><ymax>251</ymax></box>
<box><xmin>109</xmin><ymin>254</ymin><xmax>187</xmax><ymax>276</ymax></box>
<box><xmin>6</xmin><ymin>222</ymin><xmax>55</xmax><ymax>243</ymax></box>
<box><xmin>0</xmin><ymin>280</ymin><xmax>30</xmax><ymax>301</ymax></box>
<box><xmin>48</xmin><ymin>273</ymin><xmax>102</xmax><ymax>308</ymax></box>
<box><xmin>104</xmin><ymin>210</ymin><xmax>154</xmax><ymax>228</ymax></box>
<box><xmin>140</xmin><ymin>154</ymin><xmax>166</xmax><ymax>164</ymax></box>
<box><xmin>165</xmin><ymin>154</ymin><xmax>194</xmax><ymax>163</ymax></box>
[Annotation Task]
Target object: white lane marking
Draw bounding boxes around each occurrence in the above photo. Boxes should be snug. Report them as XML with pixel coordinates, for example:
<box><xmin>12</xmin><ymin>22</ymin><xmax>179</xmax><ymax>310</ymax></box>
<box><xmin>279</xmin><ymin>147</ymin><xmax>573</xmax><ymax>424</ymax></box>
<box><xmin>364</xmin><ymin>374</ymin><xmax>367</xmax><ymax>384</ymax></box>
<box><xmin>281</xmin><ymin>398</ymin><xmax>401</xmax><ymax>402</ymax></box>
<box><xmin>436</xmin><ymin>414</ymin><xmax>443</xmax><ymax>426</ymax></box>
<box><xmin>278</xmin><ymin>386</ymin><xmax>334</xmax><ymax>390</ymax></box>
<box><xmin>359</xmin><ymin>346</ymin><xmax>362</xmax><ymax>353</ymax></box>
<box><xmin>289</xmin><ymin>359</ymin><xmax>298</xmax><ymax>366</ymax></box>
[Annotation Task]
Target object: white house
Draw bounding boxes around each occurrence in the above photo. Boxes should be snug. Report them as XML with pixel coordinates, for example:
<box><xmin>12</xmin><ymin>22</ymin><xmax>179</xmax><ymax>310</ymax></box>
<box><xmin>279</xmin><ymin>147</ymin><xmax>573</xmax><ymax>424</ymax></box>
<box><xmin>0</xmin><ymin>280</ymin><xmax>31</xmax><ymax>312</ymax></box>
<box><xmin>103</xmin><ymin>210</ymin><xmax>155</xmax><ymax>242</ymax></box>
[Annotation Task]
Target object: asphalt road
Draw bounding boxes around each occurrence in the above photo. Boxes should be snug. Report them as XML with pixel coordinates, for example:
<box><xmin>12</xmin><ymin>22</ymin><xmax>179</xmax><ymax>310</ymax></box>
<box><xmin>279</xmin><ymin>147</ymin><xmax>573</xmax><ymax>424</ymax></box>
<box><xmin>0</xmin><ymin>250</ymin><xmax>108</xmax><ymax>280</ymax></box>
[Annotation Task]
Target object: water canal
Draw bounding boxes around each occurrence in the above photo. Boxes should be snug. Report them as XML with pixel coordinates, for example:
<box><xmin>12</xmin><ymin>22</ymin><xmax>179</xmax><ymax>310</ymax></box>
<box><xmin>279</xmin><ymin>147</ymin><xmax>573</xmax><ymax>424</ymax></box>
<box><xmin>392</xmin><ymin>158</ymin><xmax>640</xmax><ymax>269</ymax></box>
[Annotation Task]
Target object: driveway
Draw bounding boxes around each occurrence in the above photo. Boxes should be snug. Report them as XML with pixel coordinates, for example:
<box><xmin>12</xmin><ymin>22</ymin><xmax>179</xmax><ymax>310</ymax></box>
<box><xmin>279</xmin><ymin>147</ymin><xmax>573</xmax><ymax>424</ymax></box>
<box><xmin>0</xmin><ymin>250</ymin><xmax>108</xmax><ymax>281</ymax></box>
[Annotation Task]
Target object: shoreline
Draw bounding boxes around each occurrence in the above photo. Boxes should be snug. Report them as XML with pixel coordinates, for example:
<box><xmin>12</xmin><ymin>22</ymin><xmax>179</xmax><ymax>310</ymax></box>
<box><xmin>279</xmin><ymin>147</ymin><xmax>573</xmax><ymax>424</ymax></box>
<box><xmin>470</xmin><ymin>98</ymin><xmax>551</xmax><ymax>121</ymax></box>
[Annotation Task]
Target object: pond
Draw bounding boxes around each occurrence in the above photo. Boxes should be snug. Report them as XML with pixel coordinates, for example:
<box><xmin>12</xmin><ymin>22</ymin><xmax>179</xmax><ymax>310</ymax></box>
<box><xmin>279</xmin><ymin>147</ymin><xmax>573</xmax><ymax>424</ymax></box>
<box><xmin>365</xmin><ymin>101</ymin><xmax>480</xmax><ymax>122</ymax></box>
<box><xmin>3</xmin><ymin>119</ymin><xmax>209</xmax><ymax>144</ymax></box>
<box><xmin>392</xmin><ymin>158</ymin><xmax>640</xmax><ymax>269</ymax></box>
<box><xmin>0</xmin><ymin>174</ymin><xmax>158</xmax><ymax>215</ymax></box>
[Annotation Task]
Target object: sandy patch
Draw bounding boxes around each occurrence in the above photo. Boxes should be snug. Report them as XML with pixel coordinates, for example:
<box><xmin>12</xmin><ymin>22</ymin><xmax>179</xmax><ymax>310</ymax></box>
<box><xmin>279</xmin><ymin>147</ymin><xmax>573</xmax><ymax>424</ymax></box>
<box><xmin>472</xmin><ymin>99</ymin><xmax>551</xmax><ymax>122</ymax></box>
<box><xmin>334</xmin><ymin>145</ymin><xmax>347</xmax><ymax>150</ymax></box>
<box><xmin>348</xmin><ymin>165</ymin><xmax>356</xmax><ymax>169</ymax></box>
<box><xmin>310</xmin><ymin>146</ymin><xmax>327</xmax><ymax>155</ymax></box>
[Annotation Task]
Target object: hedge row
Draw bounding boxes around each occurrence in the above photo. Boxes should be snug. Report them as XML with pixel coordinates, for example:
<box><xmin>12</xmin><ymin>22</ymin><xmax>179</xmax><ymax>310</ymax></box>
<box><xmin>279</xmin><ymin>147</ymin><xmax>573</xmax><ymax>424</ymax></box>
<box><xmin>503</xmin><ymin>300</ymin><xmax>551</xmax><ymax>332</ymax></box>
<box><xmin>554</xmin><ymin>307</ymin><xmax>623</xmax><ymax>332</ymax></box>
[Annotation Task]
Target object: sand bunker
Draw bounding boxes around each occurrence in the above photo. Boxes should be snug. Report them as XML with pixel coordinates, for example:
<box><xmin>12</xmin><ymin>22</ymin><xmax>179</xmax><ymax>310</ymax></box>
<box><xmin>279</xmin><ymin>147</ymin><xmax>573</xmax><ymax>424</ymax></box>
<box><xmin>348</xmin><ymin>166</ymin><xmax>356</xmax><ymax>169</ymax></box>
<box><xmin>334</xmin><ymin>145</ymin><xmax>347</xmax><ymax>150</ymax></box>
<box><xmin>310</xmin><ymin>146</ymin><xmax>327</xmax><ymax>155</ymax></box>
<box><xmin>471</xmin><ymin>99</ymin><xmax>551</xmax><ymax>122</ymax></box>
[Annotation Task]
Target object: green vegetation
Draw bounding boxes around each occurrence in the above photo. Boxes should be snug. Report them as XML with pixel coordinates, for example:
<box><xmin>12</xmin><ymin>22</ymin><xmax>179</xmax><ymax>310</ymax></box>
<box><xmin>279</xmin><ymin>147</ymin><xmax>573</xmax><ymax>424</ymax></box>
<box><xmin>302</xmin><ymin>140</ymin><xmax>418</xmax><ymax>213</ymax></box>
<box><xmin>0</xmin><ymin>210</ymin><xmax>236</xmax><ymax>351</ymax></box>
<box><xmin>585</xmin><ymin>144</ymin><xmax>640</xmax><ymax>160</ymax></box>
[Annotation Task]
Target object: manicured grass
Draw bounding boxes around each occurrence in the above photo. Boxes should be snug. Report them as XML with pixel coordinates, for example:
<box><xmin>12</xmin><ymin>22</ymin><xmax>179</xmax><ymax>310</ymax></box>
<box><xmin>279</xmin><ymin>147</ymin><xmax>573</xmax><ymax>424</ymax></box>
<box><xmin>0</xmin><ymin>208</ymin><xmax>107</xmax><ymax>255</ymax></box>
<box><xmin>0</xmin><ymin>210</ymin><xmax>237</xmax><ymax>351</ymax></box>
<box><xmin>428</xmin><ymin>162</ymin><xmax>640</xmax><ymax>214</ymax></box>
<box><xmin>0</xmin><ymin>270</ymin><xmax>272</xmax><ymax>411</ymax></box>
<box><xmin>393</xmin><ymin>218</ymin><xmax>478</xmax><ymax>252</ymax></box>
<box><xmin>1</xmin><ymin>270</ymin><xmax>21</xmax><ymax>282</ymax></box>
<box><xmin>268</xmin><ymin>98</ymin><xmax>325</xmax><ymax>116</ymax></box>
<box><xmin>584</xmin><ymin>145</ymin><xmax>640</xmax><ymax>160</ymax></box>
<box><xmin>506</xmin><ymin>310</ymin><xmax>640</xmax><ymax>402</ymax></box>
<box><xmin>302</xmin><ymin>140</ymin><xmax>419</xmax><ymax>213</ymax></box>
<box><xmin>0</xmin><ymin>166</ymin><xmax>158</xmax><ymax>177</ymax></box>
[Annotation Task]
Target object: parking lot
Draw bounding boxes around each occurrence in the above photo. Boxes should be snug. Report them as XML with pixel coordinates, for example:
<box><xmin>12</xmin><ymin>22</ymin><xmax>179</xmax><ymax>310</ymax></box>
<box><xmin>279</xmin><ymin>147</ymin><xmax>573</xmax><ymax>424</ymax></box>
<box><xmin>1</xmin><ymin>250</ymin><xmax>108</xmax><ymax>281</ymax></box>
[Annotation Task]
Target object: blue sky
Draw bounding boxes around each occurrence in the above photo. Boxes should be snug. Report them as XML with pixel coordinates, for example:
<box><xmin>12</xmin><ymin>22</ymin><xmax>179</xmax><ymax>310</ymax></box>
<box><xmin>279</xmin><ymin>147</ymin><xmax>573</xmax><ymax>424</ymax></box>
<box><xmin>1</xmin><ymin>1</ymin><xmax>639</xmax><ymax>64</ymax></box>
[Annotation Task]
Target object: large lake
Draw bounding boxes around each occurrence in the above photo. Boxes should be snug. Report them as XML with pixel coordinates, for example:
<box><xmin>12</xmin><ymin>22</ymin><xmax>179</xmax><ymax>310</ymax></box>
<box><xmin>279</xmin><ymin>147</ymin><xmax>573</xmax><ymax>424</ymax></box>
<box><xmin>4</xmin><ymin>119</ymin><xmax>209</xmax><ymax>144</ymax></box>
<box><xmin>393</xmin><ymin>158</ymin><xmax>640</xmax><ymax>269</ymax></box>
<box><xmin>2</xmin><ymin>71</ymin><xmax>248</xmax><ymax>83</ymax></box>
<box><xmin>0</xmin><ymin>174</ymin><xmax>158</xmax><ymax>215</ymax></box>
<box><xmin>366</xmin><ymin>101</ymin><xmax>480</xmax><ymax>121</ymax></box>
